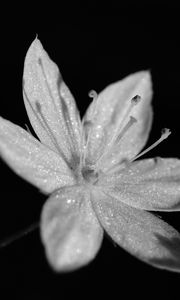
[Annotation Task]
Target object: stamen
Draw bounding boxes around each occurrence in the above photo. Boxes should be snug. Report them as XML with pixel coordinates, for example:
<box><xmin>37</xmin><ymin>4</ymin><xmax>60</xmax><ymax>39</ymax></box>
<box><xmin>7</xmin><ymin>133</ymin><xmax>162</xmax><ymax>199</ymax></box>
<box><xmin>130</xmin><ymin>128</ymin><xmax>171</xmax><ymax>162</ymax></box>
<box><xmin>114</xmin><ymin>95</ymin><xmax>141</xmax><ymax>139</ymax></box>
<box><xmin>109</xmin><ymin>95</ymin><xmax>141</xmax><ymax>147</ymax></box>
<box><xmin>116</xmin><ymin>116</ymin><xmax>137</xmax><ymax>143</ymax></box>
<box><xmin>94</xmin><ymin>95</ymin><xmax>141</xmax><ymax>166</ymax></box>
<box><xmin>88</xmin><ymin>90</ymin><xmax>98</xmax><ymax>101</ymax></box>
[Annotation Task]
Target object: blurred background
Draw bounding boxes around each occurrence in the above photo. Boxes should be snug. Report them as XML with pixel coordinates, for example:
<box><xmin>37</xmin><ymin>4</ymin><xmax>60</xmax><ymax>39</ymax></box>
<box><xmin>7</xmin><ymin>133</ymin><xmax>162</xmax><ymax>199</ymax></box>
<box><xmin>0</xmin><ymin>4</ymin><xmax>179</xmax><ymax>298</ymax></box>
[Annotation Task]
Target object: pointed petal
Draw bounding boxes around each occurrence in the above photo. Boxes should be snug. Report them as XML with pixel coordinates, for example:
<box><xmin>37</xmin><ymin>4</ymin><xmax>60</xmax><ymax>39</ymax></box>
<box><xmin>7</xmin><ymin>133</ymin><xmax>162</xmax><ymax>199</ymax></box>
<box><xmin>23</xmin><ymin>38</ymin><xmax>82</xmax><ymax>168</ymax></box>
<box><xmin>0</xmin><ymin>117</ymin><xmax>75</xmax><ymax>193</ymax></box>
<box><xmin>92</xmin><ymin>190</ymin><xmax>180</xmax><ymax>272</ymax></box>
<box><xmin>83</xmin><ymin>71</ymin><xmax>152</xmax><ymax>171</ymax></box>
<box><xmin>40</xmin><ymin>186</ymin><xmax>103</xmax><ymax>271</ymax></box>
<box><xmin>99</xmin><ymin>158</ymin><xmax>180</xmax><ymax>211</ymax></box>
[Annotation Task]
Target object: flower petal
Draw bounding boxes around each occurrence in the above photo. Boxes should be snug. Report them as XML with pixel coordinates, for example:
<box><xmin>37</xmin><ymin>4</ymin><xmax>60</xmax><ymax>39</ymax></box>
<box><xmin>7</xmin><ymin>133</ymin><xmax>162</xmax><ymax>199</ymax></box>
<box><xmin>83</xmin><ymin>71</ymin><xmax>152</xmax><ymax>172</ymax></box>
<box><xmin>41</xmin><ymin>186</ymin><xmax>103</xmax><ymax>271</ymax></box>
<box><xmin>92</xmin><ymin>190</ymin><xmax>180</xmax><ymax>272</ymax></box>
<box><xmin>0</xmin><ymin>117</ymin><xmax>75</xmax><ymax>193</ymax></box>
<box><xmin>98</xmin><ymin>158</ymin><xmax>180</xmax><ymax>211</ymax></box>
<box><xmin>23</xmin><ymin>38</ymin><xmax>82</xmax><ymax>168</ymax></box>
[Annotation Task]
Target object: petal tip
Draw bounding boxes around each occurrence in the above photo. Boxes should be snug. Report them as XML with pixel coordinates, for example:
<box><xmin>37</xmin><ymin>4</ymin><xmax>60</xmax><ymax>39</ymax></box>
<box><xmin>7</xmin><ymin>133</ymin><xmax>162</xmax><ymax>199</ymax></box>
<box><xmin>137</xmin><ymin>70</ymin><xmax>152</xmax><ymax>84</ymax></box>
<box><xmin>25</xmin><ymin>37</ymin><xmax>44</xmax><ymax>63</ymax></box>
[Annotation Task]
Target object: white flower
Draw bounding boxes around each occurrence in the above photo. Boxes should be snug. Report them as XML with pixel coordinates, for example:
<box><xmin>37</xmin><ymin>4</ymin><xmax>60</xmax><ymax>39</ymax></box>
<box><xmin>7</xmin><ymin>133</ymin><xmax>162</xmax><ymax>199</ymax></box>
<box><xmin>1</xmin><ymin>38</ymin><xmax>180</xmax><ymax>273</ymax></box>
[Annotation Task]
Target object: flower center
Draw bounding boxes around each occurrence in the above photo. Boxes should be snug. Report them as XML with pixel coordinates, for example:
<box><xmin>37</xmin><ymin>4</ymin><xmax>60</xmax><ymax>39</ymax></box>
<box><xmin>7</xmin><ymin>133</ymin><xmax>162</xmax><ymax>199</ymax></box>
<box><xmin>81</xmin><ymin>166</ymin><xmax>98</xmax><ymax>184</ymax></box>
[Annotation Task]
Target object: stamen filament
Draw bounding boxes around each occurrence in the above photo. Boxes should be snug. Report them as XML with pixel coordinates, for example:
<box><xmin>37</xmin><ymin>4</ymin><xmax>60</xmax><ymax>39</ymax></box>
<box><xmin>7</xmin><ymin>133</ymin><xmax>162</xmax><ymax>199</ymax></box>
<box><xmin>130</xmin><ymin>128</ymin><xmax>171</xmax><ymax>162</ymax></box>
<box><xmin>116</xmin><ymin>116</ymin><xmax>137</xmax><ymax>143</ymax></box>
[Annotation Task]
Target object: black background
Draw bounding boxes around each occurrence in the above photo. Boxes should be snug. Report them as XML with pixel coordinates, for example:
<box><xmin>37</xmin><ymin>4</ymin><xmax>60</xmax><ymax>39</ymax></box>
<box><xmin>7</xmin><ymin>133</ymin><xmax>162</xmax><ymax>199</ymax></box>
<box><xmin>0</xmin><ymin>4</ymin><xmax>180</xmax><ymax>299</ymax></box>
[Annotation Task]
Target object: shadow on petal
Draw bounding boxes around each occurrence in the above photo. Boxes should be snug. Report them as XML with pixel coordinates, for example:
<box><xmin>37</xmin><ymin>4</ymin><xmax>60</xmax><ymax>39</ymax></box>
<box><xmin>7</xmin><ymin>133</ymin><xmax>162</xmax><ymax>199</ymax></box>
<box><xmin>167</xmin><ymin>201</ymin><xmax>180</xmax><ymax>211</ymax></box>
<box><xmin>149</xmin><ymin>233</ymin><xmax>180</xmax><ymax>271</ymax></box>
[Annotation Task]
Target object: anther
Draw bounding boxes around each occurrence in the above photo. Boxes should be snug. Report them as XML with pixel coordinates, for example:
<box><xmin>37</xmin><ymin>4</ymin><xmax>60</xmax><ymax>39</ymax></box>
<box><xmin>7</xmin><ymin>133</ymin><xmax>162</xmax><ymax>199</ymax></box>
<box><xmin>161</xmin><ymin>128</ymin><xmax>171</xmax><ymax>138</ymax></box>
<box><xmin>131</xmin><ymin>95</ymin><xmax>141</xmax><ymax>105</ymax></box>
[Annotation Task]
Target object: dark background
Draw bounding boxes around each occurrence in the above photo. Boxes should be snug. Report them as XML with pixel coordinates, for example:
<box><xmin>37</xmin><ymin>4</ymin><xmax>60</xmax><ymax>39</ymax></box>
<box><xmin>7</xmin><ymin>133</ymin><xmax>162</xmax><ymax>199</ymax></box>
<box><xmin>0</xmin><ymin>5</ymin><xmax>180</xmax><ymax>298</ymax></box>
